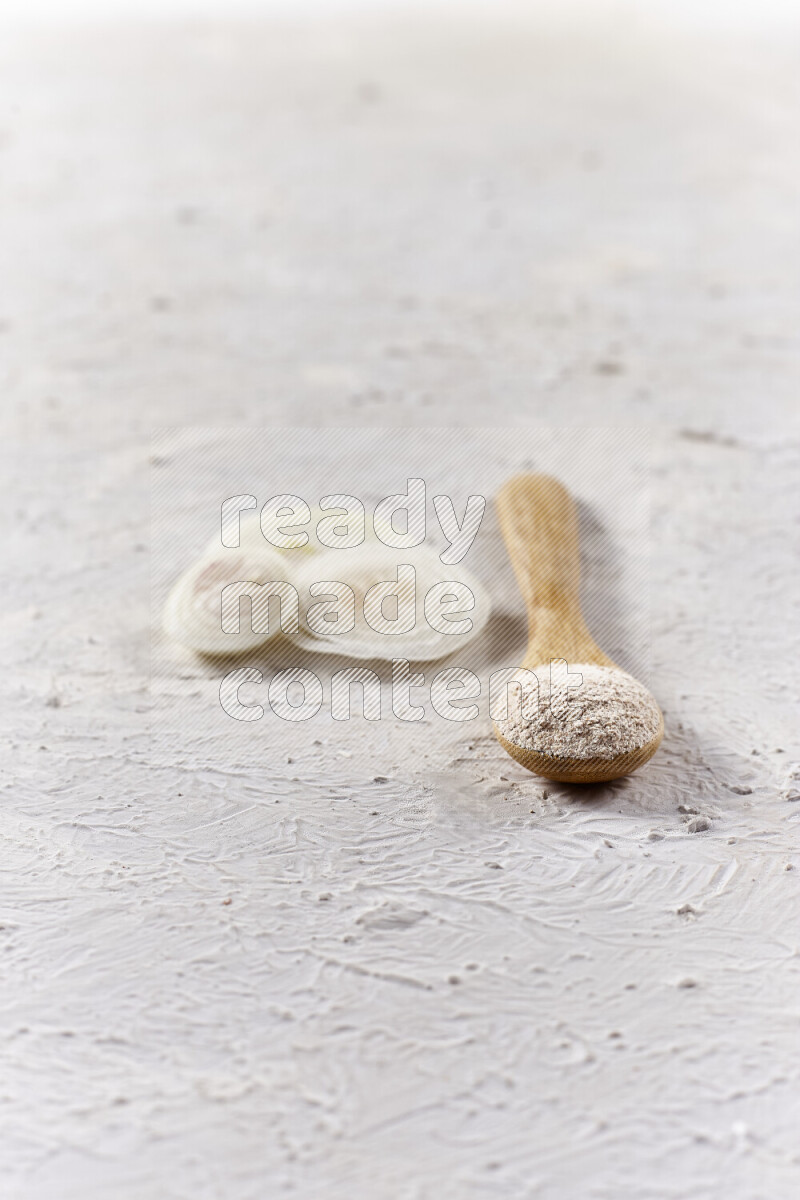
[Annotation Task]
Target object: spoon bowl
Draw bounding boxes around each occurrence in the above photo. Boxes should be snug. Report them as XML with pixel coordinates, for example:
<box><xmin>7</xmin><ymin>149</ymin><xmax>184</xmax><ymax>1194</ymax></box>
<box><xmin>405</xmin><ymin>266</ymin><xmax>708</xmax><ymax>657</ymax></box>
<box><xmin>494</xmin><ymin>724</ymin><xmax>664</xmax><ymax>784</ymax></box>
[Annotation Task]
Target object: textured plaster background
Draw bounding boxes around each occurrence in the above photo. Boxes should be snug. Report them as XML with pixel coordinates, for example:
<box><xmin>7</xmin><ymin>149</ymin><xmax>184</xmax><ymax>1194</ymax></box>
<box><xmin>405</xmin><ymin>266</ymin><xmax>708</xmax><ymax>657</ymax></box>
<box><xmin>1</xmin><ymin>4</ymin><xmax>799</xmax><ymax>1198</ymax></box>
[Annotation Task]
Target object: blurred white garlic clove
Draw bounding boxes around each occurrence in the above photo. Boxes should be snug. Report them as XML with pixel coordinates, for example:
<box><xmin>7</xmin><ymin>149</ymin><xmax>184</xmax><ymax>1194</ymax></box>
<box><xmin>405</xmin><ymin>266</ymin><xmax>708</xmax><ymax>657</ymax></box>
<box><xmin>286</xmin><ymin>543</ymin><xmax>491</xmax><ymax>661</ymax></box>
<box><xmin>163</xmin><ymin>543</ymin><xmax>293</xmax><ymax>655</ymax></box>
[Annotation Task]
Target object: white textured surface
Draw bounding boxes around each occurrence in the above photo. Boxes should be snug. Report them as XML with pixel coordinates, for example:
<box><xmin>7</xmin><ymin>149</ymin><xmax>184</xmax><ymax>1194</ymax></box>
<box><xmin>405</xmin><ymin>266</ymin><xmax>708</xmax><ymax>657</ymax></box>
<box><xmin>2</xmin><ymin>8</ymin><xmax>799</xmax><ymax>1199</ymax></box>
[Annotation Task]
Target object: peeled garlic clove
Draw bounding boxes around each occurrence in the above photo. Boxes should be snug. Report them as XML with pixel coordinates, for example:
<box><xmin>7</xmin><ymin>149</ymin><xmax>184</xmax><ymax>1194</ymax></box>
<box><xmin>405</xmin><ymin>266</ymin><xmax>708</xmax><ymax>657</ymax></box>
<box><xmin>163</xmin><ymin>544</ymin><xmax>292</xmax><ymax>654</ymax></box>
<box><xmin>286</xmin><ymin>543</ymin><xmax>491</xmax><ymax>661</ymax></box>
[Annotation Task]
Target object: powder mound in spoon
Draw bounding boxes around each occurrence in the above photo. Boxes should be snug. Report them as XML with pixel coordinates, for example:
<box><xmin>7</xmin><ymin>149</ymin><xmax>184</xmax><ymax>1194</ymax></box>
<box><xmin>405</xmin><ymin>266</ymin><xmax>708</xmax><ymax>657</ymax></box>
<box><xmin>494</xmin><ymin>662</ymin><xmax>662</xmax><ymax>761</ymax></box>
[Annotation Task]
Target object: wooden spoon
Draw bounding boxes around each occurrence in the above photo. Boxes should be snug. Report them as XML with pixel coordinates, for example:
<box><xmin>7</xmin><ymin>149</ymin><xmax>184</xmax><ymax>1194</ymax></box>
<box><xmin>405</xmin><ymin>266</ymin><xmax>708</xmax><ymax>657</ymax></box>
<box><xmin>493</xmin><ymin>474</ymin><xmax>663</xmax><ymax>783</ymax></box>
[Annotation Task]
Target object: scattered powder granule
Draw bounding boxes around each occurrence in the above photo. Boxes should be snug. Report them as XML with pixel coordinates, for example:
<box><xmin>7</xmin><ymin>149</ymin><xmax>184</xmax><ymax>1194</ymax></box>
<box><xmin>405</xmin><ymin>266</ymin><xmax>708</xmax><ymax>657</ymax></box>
<box><xmin>494</xmin><ymin>662</ymin><xmax>662</xmax><ymax>760</ymax></box>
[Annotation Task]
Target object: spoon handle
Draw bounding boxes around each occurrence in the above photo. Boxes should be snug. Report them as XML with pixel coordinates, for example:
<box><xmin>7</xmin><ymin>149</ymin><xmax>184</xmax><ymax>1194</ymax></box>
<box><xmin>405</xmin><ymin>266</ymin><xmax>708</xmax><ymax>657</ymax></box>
<box><xmin>496</xmin><ymin>474</ymin><xmax>613</xmax><ymax>668</ymax></box>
